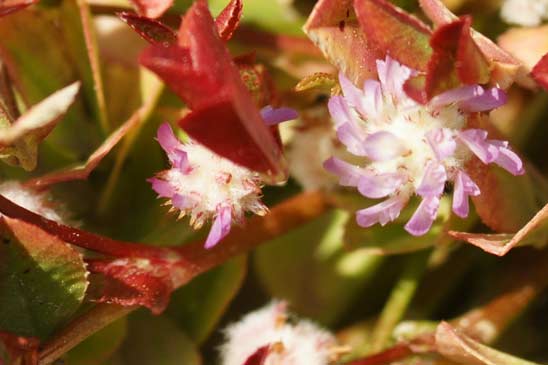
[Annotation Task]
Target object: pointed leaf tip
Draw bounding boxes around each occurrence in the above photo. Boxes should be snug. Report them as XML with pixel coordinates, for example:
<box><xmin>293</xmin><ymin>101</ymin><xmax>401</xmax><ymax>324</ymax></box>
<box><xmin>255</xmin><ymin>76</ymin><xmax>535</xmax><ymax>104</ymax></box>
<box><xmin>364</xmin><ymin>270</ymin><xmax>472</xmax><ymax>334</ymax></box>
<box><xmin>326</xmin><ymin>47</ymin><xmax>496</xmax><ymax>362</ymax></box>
<box><xmin>215</xmin><ymin>0</ymin><xmax>243</xmax><ymax>41</ymax></box>
<box><xmin>118</xmin><ymin>12</ymin><xmax>177</xmax><ymax>46</ymax></box>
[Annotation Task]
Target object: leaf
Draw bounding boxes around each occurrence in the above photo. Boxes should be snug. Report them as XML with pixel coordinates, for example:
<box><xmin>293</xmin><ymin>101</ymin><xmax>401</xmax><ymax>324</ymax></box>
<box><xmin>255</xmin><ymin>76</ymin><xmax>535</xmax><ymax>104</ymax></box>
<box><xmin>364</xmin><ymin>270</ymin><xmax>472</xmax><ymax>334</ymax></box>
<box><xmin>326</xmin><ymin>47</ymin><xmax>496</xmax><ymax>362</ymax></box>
<box><xmin>87</xmin><ymin>256</ymin><xmax>180</xmax><ymax>315</ymax></box>
<box><xmin>294</xmin><ymin>72</ymin><xmax>337</xmax><ymax>92</ymax></box>
<box><xmin>214</xmin><ymin>0</ymin><xmax>243</xmax><ymax>41</ymax></box>
<box><xmin>118</xmin><ymin>312</ymin><xmax>201</xmax><ymax>365</ymax></box>
<box><xmin>117</xmin><ymin>12</ymin><xmax>177</xmax><ymax>46</ymax></box>
<box><xmin>303</xmin><ymin>0</ymin><xmax>379</xmax><ymax>85</ymax></box>
<box><xmin>128</xmin><ymin>0</ymin><xmax>173</xmax><ymax>18</ymax></box>
<box><xmin>0</xmin><ymin>0</ymin><xmax>37</xmax><ymax>17</ymax></box>
<box><xmin>354</xmin><ymin>0</ymin><xmax>433</xmax><ymax>72</ymax></box>
<box><xmin>532</xmin><ymin>53</ymin><xmax>548</xmax><ymax>91</ymax></box>
<box><xmin>426</xmin><ymin>17</ymin><xmax>490</xmax><ymax>99</ymax></box>
<box><xmin>449</xmin><ymin>203</ymin><xmax>548</xmax><ymax>256</ymax></box>
<box><xmin>0</xmin><ymin>217</ymin><xmax>88</xmax><ymax>339</ymax></box>
<box><xmin>254</xmin><ymin>209</ymin><xmax>383</xmax><ymax>325</ymax></box>
<box><xmin>25</xmin><ymin>108</ymin><xmax>140</xmax><ymax>188</ymax></box>
<box><xmin>135</xmin><ymin>1</ymin><xmax>286</xmax><ymax>180</ymax></box>
<box><xmin>166</xmin><ymin>256</ymin><xmax>246</xmax><ymax>343</ymax></box>
<box><xmin>419</xmin><ymin>0</ymin><xmax>523</xmax><ymax>88</ymax></box>
<box><xmin>65</xmin><ymin>318</ymin><xmax>127</xmax><ymax>365</ymax></box>
<box><xmin>0</xmin><ymin>82</ymin><xmax>80</xmax><ymax>146</ymax></box>
<box><xmin>435</xmin><ymin>322</ymin><xmax>541</xmax><ymax>365</ymax></box>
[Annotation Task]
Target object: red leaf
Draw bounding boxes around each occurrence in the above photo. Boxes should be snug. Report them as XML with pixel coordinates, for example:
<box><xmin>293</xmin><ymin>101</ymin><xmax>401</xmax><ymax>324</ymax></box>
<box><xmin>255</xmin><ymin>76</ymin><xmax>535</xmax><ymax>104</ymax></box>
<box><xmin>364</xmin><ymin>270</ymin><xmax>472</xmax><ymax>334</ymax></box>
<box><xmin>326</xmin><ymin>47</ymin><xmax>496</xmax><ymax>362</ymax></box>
<box><xmin>0</xmin><ymin>0</ymin><xmax>37</xmax><ymax>17</ymax></box>
<box><xmin>419</xmin><ymin>0</ymin><xmax>523</xmax><ymax>88</ymax></box>
<box><xmin>117</xmin><ymin>12</ymin><xmax>177</xmax><ymax>46</ymax></box>
<box><xmin>426</xmin><ymin>17</ymin><xmax>490</xmax><ymax>98</ymax></box>
<box><xmin>403</xmin><ymin>75</ymin><xmax>428</xmax><ymax>104</ymax></box>
<box><xmin>354</xmin><ymin>0</ymin><xmax>432</xmax><ymax>72</ymax></box>
<box><xmin>175</xmin><ymin>0</ymin><xmax>286</xmax><ymax>180</ymax></box>
<box><xmin>0</xmin><ymin>332</ymin><xmax>39</xmax><ymax>364</ymax></box>
<box><xmin>304</xmin><ymin>0</ymin><xmax>379</xmax><ymax>85</ymax></box>
<box><xmin>128</xmin><ymin>0</ymin><xmax>173</xmax><ymax>19</ymax></box>
<box><xmin>215</xmin><ymin>0</ymin><xmax>243</xmax><ymax>41</ymax></box>
<box><xmin>243</xmin><ymin>345</ymin><xmax>270</xmax><ymax>365</ymax></box>
<box><xmin>532</xmin><ymin>53</ymin><xmax>548</xmax><ymax>90</ymax></box>
<box><xmin>88</xmin><ymin>258</ymin><xmax>178</xmax><ymax>315</ymax></box>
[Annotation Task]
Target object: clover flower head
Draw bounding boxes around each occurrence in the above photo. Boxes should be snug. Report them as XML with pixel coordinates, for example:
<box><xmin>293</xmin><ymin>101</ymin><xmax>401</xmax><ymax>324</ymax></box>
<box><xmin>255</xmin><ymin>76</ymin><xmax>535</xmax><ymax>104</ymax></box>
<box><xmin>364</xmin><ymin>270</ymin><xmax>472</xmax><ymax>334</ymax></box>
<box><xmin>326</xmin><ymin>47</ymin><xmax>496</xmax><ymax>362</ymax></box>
<box><xmin>325</xmin><ymin>56</ymin><xmax>524</xmax><ymax>236</ymax></box>
<box><xmin>220</xmin><ymin>301</ymin><xmax>340</xmax><ymax>365</ymax></box>
<box><xmin>0</xmin><ymin>181</ymin><xmax>67</xmax><ymax>224</ymax></box>
<box><xmin>149</xmin><ymin>106</ymin><xmax>297</xmax><ymax>249</ymax></box>
<box><xmin>501</xmin><ymin>0</ymin><xmax>548</xmax><ymax>26</ymax></box>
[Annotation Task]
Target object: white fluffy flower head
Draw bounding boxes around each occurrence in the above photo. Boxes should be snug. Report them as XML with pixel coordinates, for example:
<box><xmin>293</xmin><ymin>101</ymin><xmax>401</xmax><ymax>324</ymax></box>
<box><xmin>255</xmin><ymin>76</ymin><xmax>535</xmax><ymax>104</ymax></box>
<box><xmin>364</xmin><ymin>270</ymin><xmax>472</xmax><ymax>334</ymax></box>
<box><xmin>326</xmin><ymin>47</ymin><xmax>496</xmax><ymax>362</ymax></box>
<box><xmin>220</xmin><ymin>301</ymin><xmax>340</xmax><ymax>365</ymax></box>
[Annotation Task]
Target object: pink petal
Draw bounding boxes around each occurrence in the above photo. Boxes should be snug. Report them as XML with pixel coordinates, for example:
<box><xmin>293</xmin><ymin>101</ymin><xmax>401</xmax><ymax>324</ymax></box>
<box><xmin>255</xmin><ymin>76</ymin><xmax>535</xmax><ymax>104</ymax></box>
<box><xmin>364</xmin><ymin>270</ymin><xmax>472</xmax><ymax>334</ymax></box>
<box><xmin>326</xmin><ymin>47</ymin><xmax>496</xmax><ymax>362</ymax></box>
<box><xmin>172</xmin><ymin>194</ymin><xmax>195</xmax><ymax>211</ymax></box>
<box><xmin>362</xmin><ymin>79</ymin><xmax>383</xmax><ymax>118</ymax></box>
<box><xmin>323</xmin><ymin>157</ymin><xmax>361</xmax><ymax>187</ymax></box>
<box><xmin>357</xmin><ymin>171</ymin><xmax>405</xmax><ymax>199</ymax></box>
<box><xmin>356</xmin><ymin>195</ymin><xmax>406</xmax><ymax>228</ymax></box>
<box><xmin>458</xmin><ymin>129</ymin><xmax>499</xmax><ymax>164</ymax></box>
<box><xmin>429</xmin><ymin>85</ymin><xmax>481</xmax><ymax>108</ymax></box>
<box><xmin>452</xmin><ymin>170</ymin><xmax>480</xmax><ymax>218</ymax></box>
<box><xmin>376</xmin><ymin>56</ymin><xmax>414</xmax><ymax>102</ymax></box>
<box><xmin>336</xmin><ymin>122</ymin><xmax>368</xmax><ymax>156</ymax></box>
<box><xmin>416</xmin><ymin>161</ymin><xmax>447</xmax><ymax>197</ymax></box>
<box><xmin>405</xmin><ymin>196</ymin><xmax>440</xmax><ymax>236</ymax></box>
<box><xmin>426</xmin><ymin>128</ymin><xmax>456</xmax><ymax>161</ymax></box>
<box><xmin>488</xmin><ymin>140</ymin><xmax>525</xmax><ymax>175</ymax></box>
<box><xmin>148</xmin><ymin>177</ymin><xmax>175</xmax><ymax>198</ymax></box>
<box><xmin>156</xmin><ymin>123</ymin><xmax>189</xmax><ymax>170</ymax></box>
<box><xmin>260</xmin><ymin>106</ymin><xmax>298</xmax><ymax>126</ymax></box>
<box><xmin>204</xmin><ymin>205</ymin><xmax>232</xmax><ymax>249</ymax></box>
<box><xmin>364</xmin><ymin>131</ymin><xmax>407</xmax><ymax>161</ymax></box>
<box><xmin>458</xmin><ymin>87</ymin><xmax>507</xmax><ymax>112</ymax></box>
<box><xmin>339</xmin><ymin>72</ymin><xmax>368</xmax><ymax>118</ymax></box>
<box><xmin>328</xmin><ymin>95</ymin><xmax>353</xmax><ymax>129</ymax></box>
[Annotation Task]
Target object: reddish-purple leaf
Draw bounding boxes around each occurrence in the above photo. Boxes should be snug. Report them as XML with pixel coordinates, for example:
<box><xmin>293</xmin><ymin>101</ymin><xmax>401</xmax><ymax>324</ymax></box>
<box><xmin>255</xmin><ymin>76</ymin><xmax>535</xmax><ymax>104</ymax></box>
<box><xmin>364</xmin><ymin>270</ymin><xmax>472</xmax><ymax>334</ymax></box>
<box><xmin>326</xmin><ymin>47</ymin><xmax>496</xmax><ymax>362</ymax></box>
<box><xmin>426</xmin><ymin>17</ymin><xmax>490</xmax><ymax>99</ymax></box>
<box><xmin>215</xmin><ymin>0</ymin><xmax>243</xmax><ymax>41</ymax></box>
<box><xmin>128</xmin><ymin>0</ymin><xmax>173</xmax><ymax>19</ymax></box>
<box><xmin>243</xmin><ymin>345</ymin><xmax>270</xmax><ymax>365</ymax></box>
<box><xmin>175</xmin><ymin>0</ymin><xmax>286</xmax><ymax>181</ymax></box>
<box><xmin>354</xmin><ymin>0</ymin><xmax>432</xmax><ymax>72</ymax></box>
<box><xmin>419</xmin><ymin>0</ymin><xmax>523</xmax><ymax>88</ymax></box>
<box><xmin>25</xmin><ymin>107</ymin><xmax>140</xmax><ymax>189</ymax></box>
<box><xmin>532</xmin><ymin>53</ymin><xmax>548</xmax><ymax>90</ymax></box>
<box><xmin>304</xmin><ymin>0</ymin><xmax>379</xmax><ymax>85</ymax></box>
<box><xmin>88</xmin><ymin>258</ymin><xmax>177</xmax><ymax>315</ymax></box>
<box><xmin>117</xmin><ymin>12</ymin><xmax>177</xmax><ymax>46</ymax></box>
<box><xmin>0</xmin><ymin>0</ymin><xmax>37</xmax><ymax>17</ymax></box>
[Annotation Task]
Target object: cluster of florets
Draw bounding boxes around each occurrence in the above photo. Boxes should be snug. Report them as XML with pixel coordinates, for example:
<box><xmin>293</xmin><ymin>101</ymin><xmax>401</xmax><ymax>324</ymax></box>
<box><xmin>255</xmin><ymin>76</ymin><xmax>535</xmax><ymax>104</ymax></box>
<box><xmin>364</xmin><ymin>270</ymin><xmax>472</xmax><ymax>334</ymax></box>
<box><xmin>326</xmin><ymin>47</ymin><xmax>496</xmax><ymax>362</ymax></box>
<box><xmin>324</xmin><ymin>56</ymin><xmax>523</xmax><ymax>235</ymax></box>
<box><xmin>220</xmin><ymin>301</ymin><xmax>341</xmax><ymax>365</ymax></box>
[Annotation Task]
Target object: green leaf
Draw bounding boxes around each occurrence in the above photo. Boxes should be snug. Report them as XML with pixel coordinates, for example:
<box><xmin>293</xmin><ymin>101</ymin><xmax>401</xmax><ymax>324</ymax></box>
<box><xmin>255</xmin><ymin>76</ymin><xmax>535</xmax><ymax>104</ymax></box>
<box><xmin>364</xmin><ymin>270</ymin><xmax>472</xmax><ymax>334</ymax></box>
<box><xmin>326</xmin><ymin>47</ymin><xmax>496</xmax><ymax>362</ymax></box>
<box><xmin>166</xmin><ymin>256</ymin><xmax>246</xmax><ymax>343</ymax></box>
<box><xmin>0</xmin><ymin>217</ymin><xmax>88</xmax><ymax>339</ymax></box>
<box><xmin>64</xmin><ymin>318</ymin><xmax>127</xmax><ymax>365</ymax></box>
<box><xmin>117</xmin><ymin>311</ymin><xmax>201</xmax><ymax>365</ymax></box>
<box><xmin>254</xmin><ymin>209</ymin><xmax>383</xmax><ymax>325</ymax></box>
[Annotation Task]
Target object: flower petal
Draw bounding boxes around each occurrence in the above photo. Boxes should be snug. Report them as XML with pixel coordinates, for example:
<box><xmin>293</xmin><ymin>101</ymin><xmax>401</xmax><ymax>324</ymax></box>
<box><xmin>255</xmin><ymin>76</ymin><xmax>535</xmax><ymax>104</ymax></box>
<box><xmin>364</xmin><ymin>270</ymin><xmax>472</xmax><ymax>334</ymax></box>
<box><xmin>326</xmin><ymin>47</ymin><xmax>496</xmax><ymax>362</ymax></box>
<box><xmin>357</xmin><ymin>171</ymin><xmax>405</xmax><ymax>199</ymax></box>
<box><xmin>204</xmin><ymin>205</ymin><xmax>232</xmax><ymax>249</ymax></box>
<box><xmin>260</xmin><ymin>106</ymin><xmax>298</xmax><ymax>126</ymax></box>
<box><xmin>458</xmin><ymin>87</ymin><xmax>507</xmax><ymax>112</ymax></box>
<box><xmin>376</xmin><ymin>56</ymin><xmax>414</xmax><ymax>103</ymax></box>
<box><xmin>339</xmin><ymin>72</ymin><xmax>369</xmax><ymax>118</ymax></box>
<box><xmin>323</xmin><ymin>157</ymin><xmax>361</xmax><ymax>187</ymax></box>
<box><xmin>363</xmin><ymin>131</ymin><xmax>407</xmax><ymax>161</ymax></box>
<box><xmin>156</xmin><ymin>123</ymin><xmax>190</xmax><ymax>170</ymax></box>
<box><xmin>362</xmin><ymin>79</ymin><xmax>383</xmax><ymax>118</ymax></box>
<box><xmin>429</xmin><ymin>85</ymin><xmax>481</xmax><ymax>109</ymax></box>
<box><xmin>328</xmin><ymin>95</ymin><xmax>353</xmax><ymax>129</ymax></box>
<box><xmin>416</xmin><ymin>161</ymin><xmax>447</xmax><ymax>197</ymax></box>
<box><xmin>426</xmin><ymin>128</ymin><xmax>456</xmax><ymax>161</ymax></box>
<box><xmin>356</xmin><ymin>195</ymin><xmax>406</xmax><ymax>228</ymax></box>
<box><xmin>336</xmin><ymin>122</ymin><xmax>368</xmax><ymax>156</ymax></box>
<box><xmin>172</xmin><ymin>193</ymin><xmax>195</xmax><ymax>211</ymax></box>
<box><xmin>488</xmin><ymin>140</ymin><xmax>525</xmax><ymax>175</ymax></box>
<box><xmin>458</xmin><ymin>129</ymin><xmax>499</xmax><ymax>164</ymax></box>
<box><xmin>148</xmin><ymin>177</ymin><xmax>175</xmax><ymax>198</ymax></box>
<box><xmin>404</xmin><ymin>196</ymin><xmax>440</xmax><ymax>236</ymax></box>
<box><xmin>452</xmin><ymin>170</ymin><xmax>480</xmax><ymax>218</ymax></box>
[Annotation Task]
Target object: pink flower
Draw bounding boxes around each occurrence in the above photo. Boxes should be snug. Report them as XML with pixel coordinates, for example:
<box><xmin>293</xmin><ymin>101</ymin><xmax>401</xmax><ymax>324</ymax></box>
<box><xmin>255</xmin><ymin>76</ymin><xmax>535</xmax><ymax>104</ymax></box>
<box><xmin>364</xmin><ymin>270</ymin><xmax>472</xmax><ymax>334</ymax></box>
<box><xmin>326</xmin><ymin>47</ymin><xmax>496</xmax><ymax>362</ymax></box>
<box><xmin>150</xmin><ymin>106</ymin><xmax>296</xmax><ymax>249</ymax></box>
<box><xmin>325</xmin><ymin>56</ymin><xmax>524</xmax><ymax>236</ymax></box>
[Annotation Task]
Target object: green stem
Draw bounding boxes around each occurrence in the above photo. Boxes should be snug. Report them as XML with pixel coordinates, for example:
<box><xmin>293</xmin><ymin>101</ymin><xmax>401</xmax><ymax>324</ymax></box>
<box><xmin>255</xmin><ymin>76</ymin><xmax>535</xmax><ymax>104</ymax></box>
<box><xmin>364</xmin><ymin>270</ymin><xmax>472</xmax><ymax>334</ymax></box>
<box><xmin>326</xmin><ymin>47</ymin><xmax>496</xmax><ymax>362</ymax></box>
<box><xmin>370</xmin><ymin>250</ymin><xmax>430</xmax><ymax>352</ymax></box>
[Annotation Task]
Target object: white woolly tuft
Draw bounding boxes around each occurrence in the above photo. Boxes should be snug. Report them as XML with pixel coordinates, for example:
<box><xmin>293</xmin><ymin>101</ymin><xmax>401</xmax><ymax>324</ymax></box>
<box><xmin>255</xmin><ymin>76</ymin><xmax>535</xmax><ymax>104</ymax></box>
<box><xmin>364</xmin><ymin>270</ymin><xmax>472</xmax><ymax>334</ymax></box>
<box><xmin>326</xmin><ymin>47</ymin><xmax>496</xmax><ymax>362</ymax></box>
<box><xmin>220</xmin><ymin>301</ymin><xmax>338</xmax><ymax>365</ymax></box>
<box><xmin>501</xmin><ymin>0</ymin><xmax>548</xmax><ymax>26</ymax></box>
